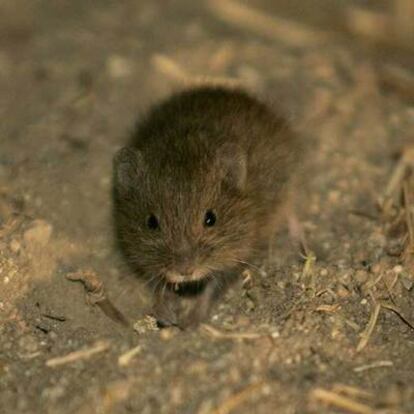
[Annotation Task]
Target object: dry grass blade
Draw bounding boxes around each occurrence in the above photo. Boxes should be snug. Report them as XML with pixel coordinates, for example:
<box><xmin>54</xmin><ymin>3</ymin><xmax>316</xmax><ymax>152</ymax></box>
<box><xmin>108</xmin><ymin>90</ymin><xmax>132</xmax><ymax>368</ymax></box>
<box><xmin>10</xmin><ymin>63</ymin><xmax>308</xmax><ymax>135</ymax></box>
<box><xmin>310</xmin><ymin>388</ymin><xmax>375</xmax><ymax>414</ymax></box>
<box><xmin>151</xmin><ymin>54</ymin><xmax>190</xmax><ymax>83</ymax></box>
<box><xmin>207</xmin><ymin>0</ymin><xmax>325</xmax><ymax>47</ymax></box>
<box><xmin>118</xmin><ymin>345</ymin><xmax>142</xmax><ymax>367</ymax></box>
<box><xmin>345</xmin><ymin>2</ymin><xmax>414</xmax><ymax>50</ymax></box>
<box><xmin>316</xmin><ymin>304</ymin><xmax>341</xmax><ymax>313</ymax></box>
<box><xmin>211</xmin><ymin>382</ymin><xmax>267</xmax><ymax>414</ymax></box>
<box><xmin>201</xmin><ymin>323</ymin><xmax>264</xmax><ymax>340</ymax></box>
<box><xmin>151</xmin><ymin>53</ymin><xmax>241</xmax><ymax>87</ymax></box>
<box><xmin>357</xmin><ymin>302</ymin><xmax>381</xmax><ymax>352</ymax></box>
<box><xmin>302</xmin><ymin>250</ymin><xmax>316</xmax><ymax>279</ymax></box>
<box><xmin>380</xmin><ymin>301</ymin><xmax>414</xmax><ymax>331</ymax></box>
<box><xmin>379</xmin><ymin>149</ymin><xmax>412</xmax><ymax>212</ymax></box>
<box><xmin>46</xmin><ymin>340</ymin><xmax>111</xmax><ymax>367</ymax></box>
<box><xmin>332</xmin><ymin>384</ymin><xmax>373</xmax><ymax>400</ymax></box>
<box><xmin>353</xmin><ymin>360</ymin><xmax>393</xmax><ymax>373</ymax></box>
<box><xmin>380</xmin><ymin>146</ymin><xmax>414</xmax><ymax>268</ymax></box>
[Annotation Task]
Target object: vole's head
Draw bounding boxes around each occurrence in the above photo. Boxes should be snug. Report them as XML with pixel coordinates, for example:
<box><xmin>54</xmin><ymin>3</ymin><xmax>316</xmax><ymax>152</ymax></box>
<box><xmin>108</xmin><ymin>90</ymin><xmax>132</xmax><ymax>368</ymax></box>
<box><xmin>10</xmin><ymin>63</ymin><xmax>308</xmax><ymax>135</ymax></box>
<box><xmin>113</xmin><ymin>142</ymin><xmax>256</xmax><ymax>285</ymax></box>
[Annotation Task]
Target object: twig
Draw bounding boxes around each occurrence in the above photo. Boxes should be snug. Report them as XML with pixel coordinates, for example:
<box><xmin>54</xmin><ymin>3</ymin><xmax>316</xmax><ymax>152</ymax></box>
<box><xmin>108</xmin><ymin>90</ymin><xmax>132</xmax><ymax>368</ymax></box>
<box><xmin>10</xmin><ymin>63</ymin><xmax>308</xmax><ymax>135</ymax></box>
<box><xmin>343</xmin><ymin>318</ymin><xmax>361</xmax><ymax>331</ymax></box>
<box><xmin>331</xmin><ymin>384</ymin><xmax>373</xmax><ymax>400</ymax></box>
<box><xmin>66</xmin><ymin>269</ymin><xmax>130</xmax><ymax>328</ymax></box>
<box><xmin>403</xmin><ymin>181</ymin><xmax>414</xmax><ymax>247</ymax></box>
<box><xmin>206</xmin><ymin>0</ymin><xmax>325</xmax><ymax>47</ymax></box>
<box><xmin>315</xmin><ymin>304</ymin><xmax>341</xmax><ymax>313</ymax></box>
<box><xmin>388</xmin><ymin>272</ymin><xmax>400</xmax><ymax>292</ymax></box>
<box><xmin>353</xmin><ymin>360</ymin><xmax>393</xmax><ymax>373</ymax></box>
<box><xmin>366</xmin><ymin>273</ymin><xmax>384</xmax><ymax>290</ymax></box>
<box><xmin>345</xmin><ymin>4</ymin><xmax>414</xmax><ymax>51</ymax></box>
<box><xmin>380</xmin><ymin>301</ymin><xmax>414</xmax><ymax>331</ymax></box>
<box><xmin>151</xmin><ymin>54</ymin><xmax>190</xmax><ymax>83</ymax></box>
<box><xmin>41</xmin><ymin>313</ymin><xmax>66</xmax><ymax>322</ymax></box>
<box><xmin>66</xmin><ymin>269</ymin><xmax>106</xmax><ymax>303</ymax></box>
<box><xmin>348</xmin><ymin>209</ymin><xmax>379</xmax><ymax>221</ymax></box>
<box><xmin>201</xmin><ymin>324</ymin><xmax>264</xmax><ymax>340</ymax></box>
<box><xmin>310</xmin><ymin>388</ymin><xmax>375</xmax><ymax>414</ymax></box>
<box><xmin>151</xmin><ymin>53</ymin><xmax>241</xmax><ymax>87</ymax></box>
<box><xmin>46</xmin><ymin>340</ymin><xmax>111</xmax><ymax>367</ymax></box>
<box><xmin>380</xmin><ymin>157</ymin><xmax>408</xmax><ymax>213</ymax></box>
<box><xmin>302</xmin><ymin>250</ymin><xmax>316</xmax><ymax>279</ymax></box>
<box><xmin>211</xmin><ymin>382</ymin><xmax>267</xmax><ymax>414</ymax></box>
<box><xmin>357</xmin><ymin>302</ymin><xmax>381</xmax><ymax>352</ymax></box>
<box><xmin>118</xmin><ymin>345</ymin><xmax>142</xmax><ymax>367</ymax></box>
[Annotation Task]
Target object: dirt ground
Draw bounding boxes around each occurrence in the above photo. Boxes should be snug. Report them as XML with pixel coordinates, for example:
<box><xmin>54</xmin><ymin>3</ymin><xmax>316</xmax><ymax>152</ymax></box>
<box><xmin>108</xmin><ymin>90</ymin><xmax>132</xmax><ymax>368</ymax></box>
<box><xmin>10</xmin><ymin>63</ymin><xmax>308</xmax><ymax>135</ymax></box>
<box><xmin>1</xmin><ymin>1</ymin><xmax>414</xmax><ymax>413</ymax></box>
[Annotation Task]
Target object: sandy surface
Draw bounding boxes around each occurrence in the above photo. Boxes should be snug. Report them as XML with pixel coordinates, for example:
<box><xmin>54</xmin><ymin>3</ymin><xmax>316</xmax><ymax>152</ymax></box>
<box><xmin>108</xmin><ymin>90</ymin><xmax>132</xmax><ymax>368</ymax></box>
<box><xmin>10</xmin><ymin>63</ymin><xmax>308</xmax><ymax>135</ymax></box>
<box><xmin>1</xmin><ymin>1</ymin><xmax>414</xmax><ymax>413</ymax></box>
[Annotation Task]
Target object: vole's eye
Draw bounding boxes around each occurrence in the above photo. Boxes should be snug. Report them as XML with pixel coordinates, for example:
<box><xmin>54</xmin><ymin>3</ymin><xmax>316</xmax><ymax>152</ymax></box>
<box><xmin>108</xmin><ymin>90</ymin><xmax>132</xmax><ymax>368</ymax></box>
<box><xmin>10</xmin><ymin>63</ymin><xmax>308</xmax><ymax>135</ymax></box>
<box><xmin>204</xmin><ymin>210</ymin><xmax>216</xmax><ymax>227</ymax></box>
<box><xmin>147</xmin><ymin>214</ymin><xmax>159</xmax><ymax>230</ymax></box>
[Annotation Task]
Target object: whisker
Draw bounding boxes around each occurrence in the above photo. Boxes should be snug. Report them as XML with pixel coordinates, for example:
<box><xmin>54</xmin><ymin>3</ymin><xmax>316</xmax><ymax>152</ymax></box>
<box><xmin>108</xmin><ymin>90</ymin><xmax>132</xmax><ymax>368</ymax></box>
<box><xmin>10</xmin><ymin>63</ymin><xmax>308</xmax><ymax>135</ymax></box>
<box><xmin>161</xmin><ymin>279</ymin><xmax>168</xmax><ymax>299</ymax></box>
<box><xmin>151</xmin><ymin>275</ymin><xmax>165</xmax><ymax>295</ymax></box>
<box><xmin>204</xmin><ymin>266</ymin><xmax>225</xmax><ymax>290</ymax></box>
<box><xmin>142</xmin><ymin>273</ymin><xmax>161</xmax><ymax>288</ymax></box>
<box><xmin>230</xmin><ymin>258</ymin><xmax>261</xmax><ymax>272</ymax></box>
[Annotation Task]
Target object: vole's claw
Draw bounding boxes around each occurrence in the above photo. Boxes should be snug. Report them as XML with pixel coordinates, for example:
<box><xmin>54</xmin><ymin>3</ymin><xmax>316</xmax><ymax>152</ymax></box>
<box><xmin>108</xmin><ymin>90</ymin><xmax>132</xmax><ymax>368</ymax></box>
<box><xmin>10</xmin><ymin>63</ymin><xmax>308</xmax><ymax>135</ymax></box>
<box><xmin>155</xmin><ymin>317</ymin><xmax>180</xmax><ymax>329</ymax></box>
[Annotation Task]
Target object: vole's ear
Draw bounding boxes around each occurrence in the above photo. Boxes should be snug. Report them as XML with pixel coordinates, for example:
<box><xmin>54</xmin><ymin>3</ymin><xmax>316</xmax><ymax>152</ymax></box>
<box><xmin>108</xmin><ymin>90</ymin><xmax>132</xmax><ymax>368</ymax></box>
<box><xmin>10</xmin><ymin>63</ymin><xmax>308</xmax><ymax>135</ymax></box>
<box><xmin>217</xmin><ymin>143</ymin><xmax>247</xmax><ymax>191</ymax></box>
<box><xmin>113</xmin><ymin>147</ymin><xmax>145</xmax><ymax>192</ymax></box>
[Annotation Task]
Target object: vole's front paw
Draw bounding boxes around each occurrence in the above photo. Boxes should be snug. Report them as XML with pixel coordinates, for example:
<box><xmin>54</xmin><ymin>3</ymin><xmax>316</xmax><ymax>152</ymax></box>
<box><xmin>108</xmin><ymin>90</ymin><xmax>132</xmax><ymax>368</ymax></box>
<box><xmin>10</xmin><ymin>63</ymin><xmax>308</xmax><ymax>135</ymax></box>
<box><xmin>155</xmin><ymin>316</ymin><xmax>179</xmax><ymax>329</ymax></box>
<box><xmin>154</xmin><ymin>302</ymin><xmax>201</xmax><ymax>329</ymax></box>
<box><xmin>152</xmin><ymin>298</ymin><xmax>180</xmax><ymax>329</ymax></box>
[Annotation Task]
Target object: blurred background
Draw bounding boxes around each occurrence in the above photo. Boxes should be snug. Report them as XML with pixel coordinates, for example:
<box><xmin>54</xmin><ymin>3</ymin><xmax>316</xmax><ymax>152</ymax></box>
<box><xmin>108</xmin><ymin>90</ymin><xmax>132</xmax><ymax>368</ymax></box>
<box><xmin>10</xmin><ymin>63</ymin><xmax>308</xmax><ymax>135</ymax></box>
<box><xmin>1</xmin><ymin>1</ymin><xmax>413</xmax><ymax>414</ymax></box>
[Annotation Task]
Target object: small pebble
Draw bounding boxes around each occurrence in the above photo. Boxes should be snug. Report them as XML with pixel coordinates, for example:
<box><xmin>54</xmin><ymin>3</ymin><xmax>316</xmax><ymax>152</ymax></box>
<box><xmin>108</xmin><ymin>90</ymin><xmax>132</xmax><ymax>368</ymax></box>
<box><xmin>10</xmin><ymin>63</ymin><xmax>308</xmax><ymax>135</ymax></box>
<box><xmin>159</xmin><ymin>327</ymin><xmax>179</xmax><ymax>341</ymax></box>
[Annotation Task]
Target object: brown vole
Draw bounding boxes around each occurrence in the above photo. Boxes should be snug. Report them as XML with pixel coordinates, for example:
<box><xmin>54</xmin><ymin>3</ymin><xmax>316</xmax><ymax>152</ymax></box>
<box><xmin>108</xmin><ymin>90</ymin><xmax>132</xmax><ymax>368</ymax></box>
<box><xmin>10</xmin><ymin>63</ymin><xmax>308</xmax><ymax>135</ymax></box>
<box><xmin>113</xmin><ymin>85</ymin><xmax>301</xmax><ymax>328</ymax></box>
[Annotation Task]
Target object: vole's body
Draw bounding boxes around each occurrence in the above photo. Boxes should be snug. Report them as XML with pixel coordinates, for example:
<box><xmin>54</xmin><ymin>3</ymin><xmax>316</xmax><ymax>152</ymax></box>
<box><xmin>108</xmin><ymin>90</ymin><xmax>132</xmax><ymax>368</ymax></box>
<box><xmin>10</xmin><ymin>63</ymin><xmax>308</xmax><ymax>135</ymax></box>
<box><xmin>113</xmin><ymin>86</ymin><xmax>300</xmax><ymax>327</ymax></box>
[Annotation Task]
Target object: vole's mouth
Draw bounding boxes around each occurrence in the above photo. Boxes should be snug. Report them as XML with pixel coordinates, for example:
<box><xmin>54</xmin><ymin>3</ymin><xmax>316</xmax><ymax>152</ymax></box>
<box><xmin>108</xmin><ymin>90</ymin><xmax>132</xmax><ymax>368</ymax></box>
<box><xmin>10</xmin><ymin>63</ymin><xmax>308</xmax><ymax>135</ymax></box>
<box><xmin>165</xmin><ymin>277</ymin><xmax>210</xmax><ymax>296</ymax></box>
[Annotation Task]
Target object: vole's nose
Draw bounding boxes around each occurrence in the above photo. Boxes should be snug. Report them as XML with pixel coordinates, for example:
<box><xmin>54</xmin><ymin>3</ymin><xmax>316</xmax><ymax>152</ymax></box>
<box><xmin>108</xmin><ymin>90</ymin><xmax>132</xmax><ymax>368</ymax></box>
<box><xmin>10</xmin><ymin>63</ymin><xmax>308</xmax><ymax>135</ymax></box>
<box><xmin>173</xmin><ymin>239</ymin><xmax>196</xmax><ymax>275</ymax></box>
<box><xmin>174</xmin><ymin>261</ymin><xmax>195</xmax><ymax>276</ymax></box>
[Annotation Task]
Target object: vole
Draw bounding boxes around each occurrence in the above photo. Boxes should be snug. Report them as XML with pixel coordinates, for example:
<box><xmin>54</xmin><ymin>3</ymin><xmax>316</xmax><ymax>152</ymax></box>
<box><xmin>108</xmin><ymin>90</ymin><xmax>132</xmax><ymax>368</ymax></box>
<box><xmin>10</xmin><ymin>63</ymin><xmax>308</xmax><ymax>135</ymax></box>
<box><xmin>113</xmin><ymin>85</ymin><xmax>302</xmax><ymax>328</ymax></box>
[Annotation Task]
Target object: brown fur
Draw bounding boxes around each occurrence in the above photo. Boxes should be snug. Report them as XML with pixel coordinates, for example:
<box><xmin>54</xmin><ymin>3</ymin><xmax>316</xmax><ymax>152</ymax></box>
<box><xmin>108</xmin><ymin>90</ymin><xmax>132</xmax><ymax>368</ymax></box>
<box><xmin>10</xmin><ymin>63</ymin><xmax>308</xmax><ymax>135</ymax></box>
<box><xmin>113</xmin><ymin>85</ymin><xmax>301</xmax><ymax>327</ymax></box>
